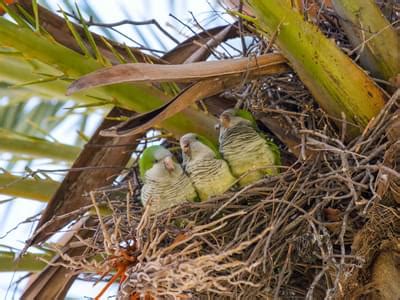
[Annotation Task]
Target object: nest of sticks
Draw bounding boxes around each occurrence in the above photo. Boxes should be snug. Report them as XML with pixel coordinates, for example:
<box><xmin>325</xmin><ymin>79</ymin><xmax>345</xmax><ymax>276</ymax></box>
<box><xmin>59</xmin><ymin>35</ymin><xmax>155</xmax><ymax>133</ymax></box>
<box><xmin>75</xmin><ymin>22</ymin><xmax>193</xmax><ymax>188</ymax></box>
<box><xmin>46</xmin><ymin>73</ymin><xmax>400</xmax><ymax>298</ymax></box>
<box><xmin>41</xmin><ymin>3</ymin><xmax>400</xmax><ymax>298</ymax></box>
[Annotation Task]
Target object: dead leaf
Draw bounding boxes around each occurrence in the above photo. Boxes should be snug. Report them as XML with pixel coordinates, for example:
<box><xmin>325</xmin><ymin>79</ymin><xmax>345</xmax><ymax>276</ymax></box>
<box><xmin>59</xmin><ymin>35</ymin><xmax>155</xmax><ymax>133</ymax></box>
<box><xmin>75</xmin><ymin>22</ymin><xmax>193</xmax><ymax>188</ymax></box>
<box><xmin>100</xmin><ymin>80</ymin><xmax>222</xmax><ymax>137</ymax></box>
<box><xmin>100</xmin><ymin>60</ymin><xmax>289</xmax><ymax>137</ymax></box>
<box><xmin>67</xmin><ymin>53</ymin><xmax>287</xmax><ymax>95</ymax></box>
<box><xmin>324</xmin><ymin>207</ymin><xmax>341</xmax><ymax>222</ymax></box>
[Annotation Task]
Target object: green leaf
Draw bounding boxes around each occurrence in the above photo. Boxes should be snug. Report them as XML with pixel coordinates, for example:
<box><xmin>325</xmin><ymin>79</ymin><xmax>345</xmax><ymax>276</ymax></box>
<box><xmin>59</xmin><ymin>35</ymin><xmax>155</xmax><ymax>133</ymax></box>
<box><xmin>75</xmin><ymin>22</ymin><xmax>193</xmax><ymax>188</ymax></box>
<box><xmin>32</xmin><ymin>0</ymin><xmax>39</xmax><ymax>32</ymax></box>
<box><xmin>0</xmin><ymin>250</ymin><xmax>51</xmax><ymax>272</ymax></box>
<box><xmin>0</xmin><ymin>17</ymin><xmax>218</xmax><ymax>141</ymax></box>
<box><xmin>59</xmin><ymin>7</ymin><xmax>92</xmax><ymax>58</ymax></box>
<box><xmin>0</xmin><ymin>173</ymin><xmax>59</xmax><ymax>202</ymax></box>
<box><xmin>74</xmin><ymin>3</ymin><xmax>109</xmax><ymax>66</ymax></box>
<box><xmin>0</xmin><ymin>128</ymin><xmax>80</xmax><ymax>162</ymax></box>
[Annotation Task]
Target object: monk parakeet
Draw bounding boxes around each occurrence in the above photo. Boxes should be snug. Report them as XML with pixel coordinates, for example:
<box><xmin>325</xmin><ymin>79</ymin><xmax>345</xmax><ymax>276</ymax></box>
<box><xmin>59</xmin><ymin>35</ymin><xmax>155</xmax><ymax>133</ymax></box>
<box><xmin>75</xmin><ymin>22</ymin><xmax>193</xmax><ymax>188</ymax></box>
<box><xmin>139</xmin><ymin>145</ymin><xmax>197</xmax><ymax>214</ymax></box>
<box><xmin>180</xmin><ymin>133</ymin><xmax>236</xmax><ymax>201</ymax></box>
<box><xmin>218</xmin><ymin>109</ymin><xmax>281</xmax><ymax>186</ymax></box>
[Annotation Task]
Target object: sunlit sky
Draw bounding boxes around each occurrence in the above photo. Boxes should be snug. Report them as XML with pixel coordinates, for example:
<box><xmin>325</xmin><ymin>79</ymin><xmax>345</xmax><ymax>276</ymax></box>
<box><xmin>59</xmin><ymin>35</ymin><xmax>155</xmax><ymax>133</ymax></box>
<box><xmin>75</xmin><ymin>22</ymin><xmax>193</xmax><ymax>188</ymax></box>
<box><xmin>0</xmin><ymin>0</ymin><xmax>234</xmax><ymax>298</ymax></box>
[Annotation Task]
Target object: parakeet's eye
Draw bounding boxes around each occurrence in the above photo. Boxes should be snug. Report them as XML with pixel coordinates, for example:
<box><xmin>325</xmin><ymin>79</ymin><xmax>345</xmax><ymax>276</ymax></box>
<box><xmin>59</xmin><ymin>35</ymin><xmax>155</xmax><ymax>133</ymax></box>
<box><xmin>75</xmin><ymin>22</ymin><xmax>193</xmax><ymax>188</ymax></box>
<box><xmin>154</xmin><ymin>159</ymin><xmax>159</xmax><ymax>163</ymax></box>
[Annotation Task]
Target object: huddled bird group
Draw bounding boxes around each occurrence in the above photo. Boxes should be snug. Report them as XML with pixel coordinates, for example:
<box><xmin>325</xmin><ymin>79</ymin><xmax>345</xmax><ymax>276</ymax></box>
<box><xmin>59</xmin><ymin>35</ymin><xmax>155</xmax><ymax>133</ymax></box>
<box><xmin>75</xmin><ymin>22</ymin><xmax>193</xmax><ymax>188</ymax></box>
<box><xmin>139</xmin><ymin>109</ymin><xmax>281</xmax><ymax>214</ymax></box>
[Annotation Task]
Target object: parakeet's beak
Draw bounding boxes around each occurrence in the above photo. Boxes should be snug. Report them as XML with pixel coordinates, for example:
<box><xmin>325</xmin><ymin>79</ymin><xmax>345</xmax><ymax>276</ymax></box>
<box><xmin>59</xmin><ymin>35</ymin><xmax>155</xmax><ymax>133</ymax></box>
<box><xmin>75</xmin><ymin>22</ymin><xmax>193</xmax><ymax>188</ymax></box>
<box><xmin>163</xmin><ymin>156</ymin><xmax>175</xmax><ymax>173</ymax></box>
<box><xmin>181</xmin><ymin>141</ymin><xmax>191</xmax><ymax>157</ymax></box>
<box><xmin>220</xmin><ymin>114</ymin><xmax>230</xmax><ymax>129</ymax></box>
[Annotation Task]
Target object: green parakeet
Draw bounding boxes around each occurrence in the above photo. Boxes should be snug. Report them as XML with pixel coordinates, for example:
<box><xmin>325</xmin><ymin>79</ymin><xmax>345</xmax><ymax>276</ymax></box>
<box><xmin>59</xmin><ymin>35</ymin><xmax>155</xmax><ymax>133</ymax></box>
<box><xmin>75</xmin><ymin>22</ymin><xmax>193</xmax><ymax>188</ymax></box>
<box><xmin>139</xmin><ymin>145</ymin><xmax>197</xmax><ymax>214</ymax></box>
<box><xmin>180</xmin><ymin>133</ymin><xmax>236</xmax><ymax>201</ymax></box>
<box><xmin>218</xmin><ymin>109</ymin><xmax>281</xmax><ymax>186</ymax></box>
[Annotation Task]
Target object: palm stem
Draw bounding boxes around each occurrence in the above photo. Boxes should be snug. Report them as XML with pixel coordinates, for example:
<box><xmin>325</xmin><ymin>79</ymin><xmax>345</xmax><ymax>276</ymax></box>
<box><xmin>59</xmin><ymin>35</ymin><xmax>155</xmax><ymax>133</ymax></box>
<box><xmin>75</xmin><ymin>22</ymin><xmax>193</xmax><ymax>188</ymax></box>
<box><xmin>0</xmin><ymin>129</ymin><xmax>80</xmax><ymax>162</ymax></box>
<box><xmin>0</xmin><ymin>173</ymin><xmax>58</xmax><ymax>202</ymax></box>
<box><xmin>0</xmin><ymin>250</ymin><xmax>51</xmax><ymax>272</ymax></box>
<box><xmin>247</xmin><ymin>0</ymin><xmax>386</xmax><ymax>137</ymax></box>
<box><xmin>332</xmin><ymin>0</ymin><xmax>400</xmax><ymax>83</ymax></box>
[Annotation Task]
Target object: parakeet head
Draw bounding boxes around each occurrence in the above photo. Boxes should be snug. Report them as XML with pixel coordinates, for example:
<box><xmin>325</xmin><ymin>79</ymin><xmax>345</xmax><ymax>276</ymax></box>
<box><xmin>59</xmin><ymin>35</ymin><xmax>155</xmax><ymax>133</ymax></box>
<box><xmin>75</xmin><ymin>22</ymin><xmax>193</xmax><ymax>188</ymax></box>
<box><xmin>139</xmin><ymin>145</ymin><xmax>178</xmax><ymax>180</ymax></box>
<box><xmin>219</xmin><ymin>108</ymin><xmax>257</xmax><ymax>129</ymax></box>
<box><xmin>180</xmin><ymin>133</ymin><xmax>220</xmax><ymax>160</ymax></box>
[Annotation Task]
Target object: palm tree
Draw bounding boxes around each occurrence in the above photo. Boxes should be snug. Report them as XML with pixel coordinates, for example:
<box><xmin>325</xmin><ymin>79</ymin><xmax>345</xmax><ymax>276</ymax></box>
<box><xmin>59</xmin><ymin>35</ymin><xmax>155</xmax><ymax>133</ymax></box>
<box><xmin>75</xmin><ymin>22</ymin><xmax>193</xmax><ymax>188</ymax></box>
<box><xmin>0</xmin><ymin>0</ymin><xmax>398</xmax><ymax>298</ymax></box>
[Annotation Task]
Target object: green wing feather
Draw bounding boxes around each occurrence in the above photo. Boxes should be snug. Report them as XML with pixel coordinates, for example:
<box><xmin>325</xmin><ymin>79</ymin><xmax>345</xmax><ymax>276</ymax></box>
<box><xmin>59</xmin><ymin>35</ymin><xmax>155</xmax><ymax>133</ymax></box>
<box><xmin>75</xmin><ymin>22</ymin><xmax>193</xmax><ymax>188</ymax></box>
<box><xmin>257</xmin><ymin>130</ymin><xmax>281</xmax><ymax>167</ymax></box>
<box><xmin>235</xmin><ymin>109</ymin><xmax>281</xmax><ymax>167</ymax></box>
<box><xmin>196</xmin><ymin>134</ymin><xmax>222</xmax><ymax>158</ymax></box>
<box><xmin>234</xmin><ymin>109</ymin><xmax>258</xmax><ymax>128</ymax></box>
<box><xmin>266</xmin><ymin>139</ymin><xmax>281</xmax><ymax>166</ymax></box>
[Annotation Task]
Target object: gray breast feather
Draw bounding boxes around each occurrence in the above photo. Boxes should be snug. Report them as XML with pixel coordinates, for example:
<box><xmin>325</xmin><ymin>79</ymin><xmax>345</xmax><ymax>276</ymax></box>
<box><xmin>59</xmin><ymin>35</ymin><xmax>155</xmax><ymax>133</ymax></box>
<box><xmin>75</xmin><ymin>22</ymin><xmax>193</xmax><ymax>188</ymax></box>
<box><xmin>141</xmin><ymin>173</ymin><xmax>196</xmax><ymax>213</ymax></box>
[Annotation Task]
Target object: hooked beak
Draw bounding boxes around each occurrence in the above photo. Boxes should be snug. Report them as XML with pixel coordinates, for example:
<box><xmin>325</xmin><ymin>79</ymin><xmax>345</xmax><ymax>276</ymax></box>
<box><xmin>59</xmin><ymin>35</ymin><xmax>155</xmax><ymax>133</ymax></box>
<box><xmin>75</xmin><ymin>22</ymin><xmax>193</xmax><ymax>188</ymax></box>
<box><xmin>163</xmin><ymin>156</ymin><xmax>175</xmax><ymax>173</ymax></box>
<box><xmin>219</xmin><ymin>114</ymin><xmax>230</xmax><ymax>129</ymax></box>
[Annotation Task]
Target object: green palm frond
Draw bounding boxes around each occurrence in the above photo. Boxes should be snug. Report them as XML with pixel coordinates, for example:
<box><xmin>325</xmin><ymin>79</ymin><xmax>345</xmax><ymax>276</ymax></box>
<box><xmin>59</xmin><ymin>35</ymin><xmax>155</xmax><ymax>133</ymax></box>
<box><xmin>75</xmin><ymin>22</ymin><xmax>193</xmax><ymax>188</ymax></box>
<box><xmin>0</xmin><ymin>11</ymin><xmax>217</xmax><ymax>140</ymax></box>
<box><xmin>0</xmin><ymin>93</ymin><xmax>90</xmax><ymax>170</ymax></box>
<box><xmin>0</xmin><ymin>249</ymin><xmax>51</xmax><ymax>272</ymax></box>
<box><xmin>0</xmin><ymin>128</ymin><xmax>80</xmax><ymax>162</ymax></box>
<box><xmin>0</xmin><ymin>172</ymin><xmax>58</xmax><ymax>202</ymax></box>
